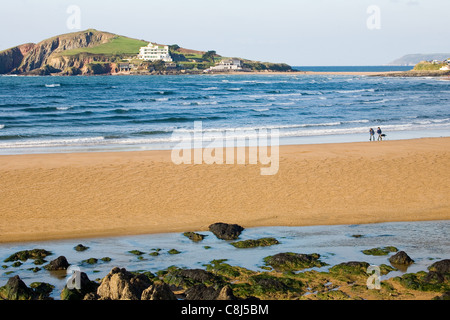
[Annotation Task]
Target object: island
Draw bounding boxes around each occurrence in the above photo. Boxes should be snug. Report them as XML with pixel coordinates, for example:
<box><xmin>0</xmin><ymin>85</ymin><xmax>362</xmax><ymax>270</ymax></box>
<box><xmin>0</xmin><ymin>29</ymin><xmax>293</xmax><ymax>76</ymax></box>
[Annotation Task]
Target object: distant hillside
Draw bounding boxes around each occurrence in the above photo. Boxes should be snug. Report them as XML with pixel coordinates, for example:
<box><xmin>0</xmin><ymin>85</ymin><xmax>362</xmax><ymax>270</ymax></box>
<box><xmin>388</xmin><ymin>53</ymin><xmax>450</xmax><ymax>66</ymax></box>
<box><xmin>0</xmin><ymin>29</ymin><xmax>292</xmax><ymax>75</ymax></box>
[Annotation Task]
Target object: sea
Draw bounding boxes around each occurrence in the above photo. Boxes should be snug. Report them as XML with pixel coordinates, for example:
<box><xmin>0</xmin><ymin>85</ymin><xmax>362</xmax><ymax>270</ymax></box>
<box><xmin>1</xmin><ymin>66</ymin><xmax>450</xmax><ymax>155</ymax></box>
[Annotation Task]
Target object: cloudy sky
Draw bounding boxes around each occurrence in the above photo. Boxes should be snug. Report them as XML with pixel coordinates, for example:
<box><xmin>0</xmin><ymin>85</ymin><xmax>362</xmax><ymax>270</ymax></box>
<box><xmin>1</xmin><ymin>0</ymin><xmax>449</xmax><ymax>65</ymax></box>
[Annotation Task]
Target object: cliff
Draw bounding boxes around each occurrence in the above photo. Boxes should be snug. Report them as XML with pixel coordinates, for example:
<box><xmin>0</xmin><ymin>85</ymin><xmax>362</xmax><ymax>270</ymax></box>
<box><xmin>0</xmin><ymin>43</ymin><xmax>35</xmax><ymax>74</ymax></box>
<box><xmin>16</xmin><ymin>29</ymin><xmax>116</xmax><ymax>73</ymax></box>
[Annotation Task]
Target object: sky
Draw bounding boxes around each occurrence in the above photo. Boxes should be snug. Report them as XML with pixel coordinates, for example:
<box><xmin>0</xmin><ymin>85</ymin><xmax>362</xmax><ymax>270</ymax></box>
<box><xmin>1</xmin><ymin>0</ymin><xmax>449</xmax><ymax>66</ymax></box>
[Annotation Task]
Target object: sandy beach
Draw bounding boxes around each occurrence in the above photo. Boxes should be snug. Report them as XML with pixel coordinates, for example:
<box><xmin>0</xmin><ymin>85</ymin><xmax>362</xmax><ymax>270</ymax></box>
<box><xmin>0</xmin><ymin>137</ymin><xmax>449</xmax><ymax>243</ymax></box>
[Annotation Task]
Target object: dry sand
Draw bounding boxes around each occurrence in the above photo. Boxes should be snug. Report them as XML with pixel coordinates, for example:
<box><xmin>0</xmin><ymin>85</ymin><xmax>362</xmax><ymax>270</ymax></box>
<box><xmin>0</xmin><ymin>137</ymin><xmax>449</xmax><ymax>243</ymax></box>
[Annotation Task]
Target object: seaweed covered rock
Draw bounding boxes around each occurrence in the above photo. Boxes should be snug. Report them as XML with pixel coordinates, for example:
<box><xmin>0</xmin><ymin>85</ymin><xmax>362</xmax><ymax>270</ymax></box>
<box><xmin>3</xmin><ymin>249</ymin><xmax>52</xmax><ymax>262</ymax></box>
<box><xmin>329</xmin><ymin>261</ymin><xmax>370</xmax><ymax>275</ymax></box>
<box><xmin>141</xmin><ymin>281</ymin><xmax>176</xmax><ymax>300</ymax></box>
<box><xmin>97</xmin><ymin>267</ymin><xmax>152</xmax><ymax>300</ymax></box>
<box><xmin>185</xmin><ymin>284</ymin><xmax>236</xmax><ymax>300</ymax></box>
<box><xmin>185</xmin><ymin>284</ymin><xmax>221</xmax><ymax>300</ymax></box>
<box><xmin>0</xmin><ymin>275</ymin><xmax>34</xmax><ymax>300</ymax></box>
<box><xmin>231</xmin><ymin>237</ymin><xmax>279</xmax><ymax>248</ymax></box>
<box><xmin>362</xmin><ymin>246</ymin><xmax>398</xmax><ymax>256</ymax></box>
<box><xmin>30</xmin><ymin>282</ymin><xmax>55</xmax><ymax>300</ymax></box>
<box><xmin>183</xmin><ymin>232</ymin><xmax>206</xmax><ymax>242</ymax></box>
<box><xmin>44</xmin><ymin>256</ymin><xmax>70</xmax><ymax>271</ymax></box>
<box><xmin>428</xmin><ymin>259</ymin><xmax>450</xmax><ymax>275</ymax></box>
<box><xmin>74</xmin><ymin>244</ymin><xmax>89</xmax><ymax>252</ymax></box>
<box><xmin>209</xmin><ymin>222</ymin><xmax>244</xmax><ymax>240</ymax></box>
<box><xmin>263</xmin><ymin>252</ymin><xmax>327</xmax><ymax>271</ymax></box>
<box><xmin>389</xmin><ymin>251</ymin><xmax>414</xmax><ymax>266</ymax></box>
<box><xmin>60</xmin><ymin>272</ymin><xmax>99</xmax><ymax>300</ymax></box>
<box><xmin>394</xmin><ymin>270</ymin><xmax>450</xmax><ymax>293</ymax></box>
<box><xmin>163</xmin><ymin>267</ymin><xmax>223</xmax><ymax>289</ymax></box>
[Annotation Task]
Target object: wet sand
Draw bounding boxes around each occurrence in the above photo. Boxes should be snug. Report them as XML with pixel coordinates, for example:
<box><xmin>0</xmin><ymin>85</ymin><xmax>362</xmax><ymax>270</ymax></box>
<box><xmin>0</xmin><ymin>137</ymin><xmax>449</xmax><ymax>243</ymax></box>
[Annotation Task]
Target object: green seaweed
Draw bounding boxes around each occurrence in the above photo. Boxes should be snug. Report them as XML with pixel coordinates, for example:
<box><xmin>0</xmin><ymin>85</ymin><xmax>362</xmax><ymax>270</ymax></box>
<box><xmin>362</xmin><ymin>246</ymin><xmax>398</xmax><ymax>256</ymax></box>
<box><xmin>128</xmin><ymin>250</ymin><xmax>145</xmax><ymax>256</ymax></box>
<box><xmin>230</xmin><ymin>237</ymin><xmax>279</xmax><ymax>248</ymax></box>
<box><xmin>183</xmin><ymin>232</ymin><xmax>207</xmax><ymax>242</ymax></box>
<box><xmin>4</xmin><ymin>249</ymin><xmax>52</xmax><ymax>263</ymax></box>
<box><xmin>263</xmin><ymin>252</ymin><xmax>327</xmax><ymax>271</ymax></box>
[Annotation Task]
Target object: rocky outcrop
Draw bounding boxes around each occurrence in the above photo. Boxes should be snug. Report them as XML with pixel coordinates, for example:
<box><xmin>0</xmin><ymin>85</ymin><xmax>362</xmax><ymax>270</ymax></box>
<box><xmin>0</xmin><ymin>29</ymin><xmax>117</xmax><ymax>75</ymax></box>
<box><xmin>16</xmin><ymin>29</ymin><xmax>115</xmax><ymax>73</ymax></box>
<box><xmin>60</xmin><ymin>272</ymin><xmax>99</xmax><ymax>300</ymax></box>
<box><xmin>141</xmin><ymin>281</ymin><xmax>177</xmax><ymax>300</ymax></box>
<box><xmin>44</xmin><ymin>256</ymin><xmax>70</xmax><ymax>271</ymax></box>
<box><xmin>0</xmin><ymin>43</ymin><xmax>35</xmax><ymax>74</ymax></box>
<box><xmin>185</xmin><ymin>284</ymin><xmax>236</xmax><ymax>300</ymax></box>
<box><xmin>264</xmin><ymin>252</ymin><xmax>327</xmax><ymax>271</ymax></box>
<box><xmin>428</xmin><ymin>259</ymin><xmax>450</xmax><ymax>274</ymax></box>
<box><xmin>209</xmin><ymin>222</ymin><xmax>244</xmax><ymax>240</ymax></box>
<box><xmin>0</xmin><ymin>275</ymin><xmax>34</xmax><ymax>300</ymax></box>
<box><xmin>97</xmin><ymin>267</ymin><xmax>152</xmax><ymax>300</ymax></box>
<box><xmin>389</xmin><ymin>251</ymin><xmax>414</xmax><ymax>266</ymax></box>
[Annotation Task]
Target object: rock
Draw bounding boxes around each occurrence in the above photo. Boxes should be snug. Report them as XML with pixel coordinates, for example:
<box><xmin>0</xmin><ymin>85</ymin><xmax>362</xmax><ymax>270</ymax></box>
<box><xmin>60</xmin><ymin>272</ymin><xmax>99</xmax><ymax>300</ymax></box>
<box><xmin>30</xmin><ymin>282</ymin><xmax>54</xmax><ymax>300</ymax></box>
<box><xmin>433</xmin><ymin>291</ymin><xmax>450</xmax><ymax>300</ymax></box>
<box><xmin>428</xmin><ymin>259</ymin><xmax>450</xmax><ymax>274</ymax></box>
<box><xmin>141</xmin><ymin>281</ymin><xmax>177</xmax><ymax>300</ymax></box>
<box><xmin>362</xmin><ymin>246</ymin><xmax>398</xmax><ymax>256</ymax></box>
<box><xmin>97</xmin><ymin>267</ymin><xmax>152</xmax><ymax>300</ymax></box>
<box><xmin>263</xmin><ymin>252</ymin><xmax>327</xmax><ymax>271</ymax></box>
<box><xmin>164</xmin><ymin>267</ymin><xmax>223</xmax><ymax>289</ymax></box>
<box><xmin>231</xmin><ymin>237</ymin><xmax>279</xmax><ymax>248</ymax></box>
<box><xmin>168</xmin><ymin>249</ymin><xmax>181</xmax><ymax>255</ymax></box>
<box><xmin>129</xmin><ymin>250</ymin><xmax>145</xmax><ymax>256</ymax></box>
<box><xmin>3</xmin><ymin>249</ymin><xmax>52</xmax><ymax>263</ymax></box>
<box><xmin>183</xmin><ymin>232</ymin><xmax>206</xmax><ymax>242</ymax></box>
<box><xmin>329</xmin><ymin>261</ymin><xmax>370</xmax><ymax>275</ymax></box>
<box><xmin>82</xmin><ymin>258</ymin><xmax>98</xmax><ymax>265</ymax></box>
<box><xmin>185</xmin><ymin>284</ymin><xmax>220</xmax><ymax>300</ymax></box>
<box><xmin>0</xmin><ymin>275</ymin><xmax>34</xmax><ymax>300</ymax></box>
<box><xmin>217</xmin><ymin>285</ymin><xmax>237</xmax><ymax>300</ymax></box>
<box><xmin>74</xmin><ymin>244</ymin><xmax>89</xmax><ymax>252</ymax></box>
<box><xmin>209</xmin><ymin>222</ymin><xmax>244</xmax><ymax>240</ymax></box>
<box><xmin>0</xmin><ymin>43</ymin><xmax>35</xmax><ymax>74</ymax></box>
<box><xmin>389</xmin><ymin>251</ymin><xmax>414</xmax><ymax>266</ymax></box>
<box><xmin>44</xmin><ymin>256</ymin><xmax>70</xmax><ymax>271</ymax></box>
<box><xmin>83</xmin><ymin>292</ymin><xmax>100</xmax><ymax>300</ymax></box>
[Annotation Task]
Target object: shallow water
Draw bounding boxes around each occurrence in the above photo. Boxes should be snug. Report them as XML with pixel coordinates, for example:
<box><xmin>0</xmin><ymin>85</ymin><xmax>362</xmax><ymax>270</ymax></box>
<box><xmin>0</xmin><ymin>220</ymin><xmax>448</xmax><ymax>299</ymax></box>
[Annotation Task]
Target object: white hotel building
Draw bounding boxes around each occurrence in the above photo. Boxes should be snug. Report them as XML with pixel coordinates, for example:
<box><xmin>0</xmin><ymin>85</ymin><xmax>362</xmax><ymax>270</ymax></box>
<box><xmin>138</xmin><ymin>43</ymin><xmax>172</xmax><ymax>62</ymax></box>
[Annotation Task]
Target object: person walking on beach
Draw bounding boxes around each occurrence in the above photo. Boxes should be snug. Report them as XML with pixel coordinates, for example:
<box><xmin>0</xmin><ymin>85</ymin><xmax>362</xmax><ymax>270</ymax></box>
<box><xmin>377</xmin><ymin>127</ymin><xmax>383</xmax><ymax>141</ymax></box>
<box><xmin>369</xmin><ymin>128</ymin><xmax>375</xmax><ymax>141</ymax></box>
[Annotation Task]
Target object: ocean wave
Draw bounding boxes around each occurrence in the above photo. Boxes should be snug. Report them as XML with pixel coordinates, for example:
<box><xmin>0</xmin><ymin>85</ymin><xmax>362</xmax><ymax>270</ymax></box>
<box><xmin>2</xmin><ymin>120</ymin><xmax>448</xmax><ymax>150</ymax></box>
<box><xmin>336</xmin><ymin>89</ymin><xmax>375</xmax><ymax>94</ymax></box>
<box><xmin>56</xmin><ymin>106</ymin><xmax>72</xmax><ymax>111</ymax></box>
<box><xmin>155</xmin><ymin>90</ymin><xmax>176</xmax><ymax>95</ymax></box>
<box><xmin>0</xmin><ymin>136</ymin><xmax>105</xmax><ymax>148</ymax></box>
<box><xmin>21</xmin><ymin>106</ymin><xmax>59</xmax><ymax>112</ymax></box>
<box><xmin>45</xmin><ymin>84</ymin><xmax>61</xmax><ymax>88</ymax></box>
